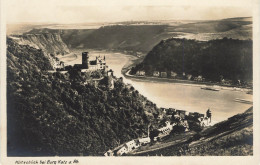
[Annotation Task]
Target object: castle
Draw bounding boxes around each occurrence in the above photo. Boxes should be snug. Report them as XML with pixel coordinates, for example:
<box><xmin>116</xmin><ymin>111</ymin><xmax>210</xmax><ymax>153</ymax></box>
<box><xmin>82</xmin><ymin>52</ymin><xmax>107</xmax><ymax>71</ymax></box>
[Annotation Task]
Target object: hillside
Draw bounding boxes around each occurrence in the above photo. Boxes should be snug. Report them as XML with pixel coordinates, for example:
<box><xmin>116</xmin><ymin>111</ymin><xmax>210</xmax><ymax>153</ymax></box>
<box><xmin>19</xmin><ymin>17</ymin><xmax>252</xmax><ymax>53</ymax></box>
<box><xmin>133</xmin><ymin>107</ymin><xmax>253</xmax><ymax>156</ymax></box>
<box><xmin>130</xmin><ymin>38</ymin><xmax>252</xmax><ymax>83</ymax></box>
<box><xmin>168</xmin><ymin>17</ymin><xmax>252</xmax><ymax>33</ymax></box>
<box><xmin>7</xmin><ymin>38</ymin><xmax>161</xmax><ymax>156</ymax></box>
<box><xmin>26</xmin><ymin>25</ymin><xmax>177</xmax><ymax>53</ymax></box>
<box><xmin>9</xmin><ymin>33</ymin><xmax>70</xmax><ymax>55</ymax></box>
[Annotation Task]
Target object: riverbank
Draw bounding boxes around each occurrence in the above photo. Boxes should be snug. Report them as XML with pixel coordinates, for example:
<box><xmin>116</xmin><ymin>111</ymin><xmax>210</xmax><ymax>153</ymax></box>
<box><xmin>120</xmin><ymin>52</ymin><xmax>252</xmax><ymax>92</ymax></box>
<box><xmin>123</xmin><ymin>69</ymin><xmax>252</xmax><ymax>92</ymax></box>
<box><xmin>56</xmin><ymin>52</ymin><xmax>78</xmax><ymax>66</ymax></box>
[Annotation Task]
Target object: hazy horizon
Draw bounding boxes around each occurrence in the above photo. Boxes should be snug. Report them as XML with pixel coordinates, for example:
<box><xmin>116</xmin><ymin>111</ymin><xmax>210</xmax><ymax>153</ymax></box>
<box><xmin>6</xmin><ymin>0</ymin><xmax>252</xmax><ymax>24</ymax></box>
<box><xmin>6</xmin><ymin>16</ymin><xmax>253</xmax><ymax>25</ymax></box>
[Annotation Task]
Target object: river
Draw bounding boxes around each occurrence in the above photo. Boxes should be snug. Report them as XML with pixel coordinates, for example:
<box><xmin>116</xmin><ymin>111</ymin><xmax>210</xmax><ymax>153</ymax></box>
<box><xmin>58</xmin><ymin>50</ymin><xmax>253</xmax><ymax>124</ymax></box>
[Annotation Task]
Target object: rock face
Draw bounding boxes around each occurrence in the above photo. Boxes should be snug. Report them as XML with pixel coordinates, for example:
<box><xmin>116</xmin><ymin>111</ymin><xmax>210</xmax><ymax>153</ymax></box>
<box><xmin>10</xmin><ymin>33</ymin><xmax>70</xmax><ymax>55</ymax></box>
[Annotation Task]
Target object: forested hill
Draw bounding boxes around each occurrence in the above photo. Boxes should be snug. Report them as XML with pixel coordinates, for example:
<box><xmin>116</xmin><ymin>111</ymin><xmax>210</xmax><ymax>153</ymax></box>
<box><xmin>131</xmin><ymin>38</ymin><xmax>252</xmax><ymax>83</ymax></box>
<box><xmin>7</xmin><ymin>38</ymin><xmax>160</xmax><ymax>156</ymax></box>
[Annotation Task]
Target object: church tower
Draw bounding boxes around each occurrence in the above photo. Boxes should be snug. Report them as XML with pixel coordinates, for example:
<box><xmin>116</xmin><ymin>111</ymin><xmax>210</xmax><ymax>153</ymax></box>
<box><xmin>82</xmin><ymin>52</ymin><xmax>89</xmax><ymax>69</ymax></box>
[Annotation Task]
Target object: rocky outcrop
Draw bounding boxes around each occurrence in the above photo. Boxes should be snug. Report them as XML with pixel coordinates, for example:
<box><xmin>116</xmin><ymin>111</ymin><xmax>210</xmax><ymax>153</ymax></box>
<box><xmin>10</xmin><ymin>33</ymin><xmax>70</xmax><ymax>55</ymax></box>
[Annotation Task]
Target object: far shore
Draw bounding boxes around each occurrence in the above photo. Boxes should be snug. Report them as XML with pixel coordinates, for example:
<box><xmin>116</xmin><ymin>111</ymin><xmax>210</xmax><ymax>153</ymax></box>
<box><xmin>122</xmin><ymin>69</ymin><xmax>252</xmax><ymax>92</ymax></box>
<box><xmin>119</xmin><ymin>53</ymin><xmax>252</xmax><ymax>91</ymax></box>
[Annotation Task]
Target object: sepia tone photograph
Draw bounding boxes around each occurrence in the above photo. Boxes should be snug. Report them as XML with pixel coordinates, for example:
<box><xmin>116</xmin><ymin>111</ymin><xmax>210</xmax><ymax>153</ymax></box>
<box><xmin>1</xmin><ymin>0</ymin><xmax>260</xmax><ymax>164</ymax></box>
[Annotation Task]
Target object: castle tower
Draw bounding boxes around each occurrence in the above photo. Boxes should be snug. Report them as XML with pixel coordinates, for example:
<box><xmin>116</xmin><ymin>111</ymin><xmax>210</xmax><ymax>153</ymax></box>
<box><xmin>206</xmin><ymin>108</ymin><xmax>212</xmax><ymax>123</ymax></box>
<box><xmin>82</xmin><ymin>52</ymin><xmax>89</xmax><ymax>69</ymax></box>
<box><xmin>107</xmin><ymin>69</ymin><xmax>114</xmax><ymax>89</ymax></box>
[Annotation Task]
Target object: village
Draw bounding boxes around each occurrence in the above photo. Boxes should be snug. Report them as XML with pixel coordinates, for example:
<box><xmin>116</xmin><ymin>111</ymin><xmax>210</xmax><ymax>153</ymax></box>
<box><xmin>104</xmin><ymin>108</ymin><xmax>212</xmax><ymax>156</ymax></box>
<box><xmin>136</xmin><ymin>70</ymin><xmax>206</xmax><ymax>82</ymax></box>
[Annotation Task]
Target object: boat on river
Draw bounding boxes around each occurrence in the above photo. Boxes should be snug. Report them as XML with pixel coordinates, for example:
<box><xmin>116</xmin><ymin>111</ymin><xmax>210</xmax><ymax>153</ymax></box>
<box><xmin>201</xmin><ymin>87</ymin><xmax>220</xmax><ymax>91</ymax></box>
<box><xmin>246</xmin><ymin>90</ymin><xmax>253</xmax><ymax>95</ymax></box>
<box><xmin>234</xmin><ymin>98</ymin><xmax>253</xmax><ymax>104</ymax></box>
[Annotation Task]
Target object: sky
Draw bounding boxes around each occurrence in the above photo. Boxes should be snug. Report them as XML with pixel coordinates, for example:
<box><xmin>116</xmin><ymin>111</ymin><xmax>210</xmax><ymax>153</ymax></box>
<box><xmin>5</xmin><ymin>0</ymin><xmax>253</xmax><ymax>24</ymax></box>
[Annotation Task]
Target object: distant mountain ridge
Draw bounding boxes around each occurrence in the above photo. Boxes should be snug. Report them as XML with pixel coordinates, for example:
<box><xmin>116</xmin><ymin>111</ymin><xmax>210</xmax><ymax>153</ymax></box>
<box><xmin>14</xmin><ymin>17</ymin><xmax>251</xmax><ymax>53</ymax></box>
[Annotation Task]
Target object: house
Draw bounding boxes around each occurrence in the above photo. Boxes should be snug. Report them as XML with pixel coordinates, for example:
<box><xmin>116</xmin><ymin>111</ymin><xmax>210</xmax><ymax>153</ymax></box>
<box><xmin>198</xmin><ymin>116</ymin><xmax>211</xmax><ymax>127</ymax></box>
<box><xmin>157</xmin><ymin>114</ymin><xmax>164</xmax><ymax>120</ymax></box>
<box><xmin>125</xmin><ymin>140</ymin><xmax>140</xmax><ymax>152</ymax></box>
<box><xmin>193</xmin><ymin>112</ymin><xmax>205</xmax><ymax>118</ymax></box>
<box><xmin>160</xmin><ymin>72</ymin><xmax>167</xmax><ymax>78</ymax></box>
<box><xmin>168</xmin><ymin>108</ymin><xmax>176</xmax><ymax>114</ymax></box>
<box><xmin>136</xmin><ymin>70</ymin><xmax>145</xmax><ymax>76</ymax></box>
<box><xmin>173</xmin><ymin>114</ymin><xmax>181</xmax><ymax>121</ymax></box>
<box><xmin>116</xmin><ymin>146</ymin><xmax>128</xmax><ymax>156</ymax></box>
<box><xmin>116</xmin><ymin>140</ymin><xmax>139</xmax><ymax>155</ymax></box>
<box><xmin>221</xmin><ymin>79</ymin><xmax>232</xmax><ymax>85</ymax></box>
<box><xmin>171</xmin><ymin>71</ymin><xmax>178</xmax><ymax>78</ymax></box>
<box><xmin>165</xmin><ymin>121</ymin><xmax>171</xmax><ymax>126</ymax></box>
<box><xmin>153</xmin><ymin>71</ymin><xmax>160</xmax><ymax>77</ymax></box>
<box><xmin>160</xmin><ymin>108</ymin><xmax>167</xmax><ymax>113</ymax></box>
<box><xmin>186</xmin><ymin>74</ymin><xmax>192</xmax><ymax>80</ymax></box>
<box><xmin>176</xmin><ymin>110</ymin><xmax>186</xmax><ymax>119</ymax></box>
<box><xmin>158</xmin><ymin>122</ymin><xmax>176</xmax><ymax>135</ymax></box>
<box><xmin>88</xmin><ymin>56</ymin><xmax>106</xmax><ymax>70</ymax></box>
<box><xmin>181</xmin><ymin>120</ymin><xmax>189</xmax><ymax>131</ymax></box>
<box><xmin>104</xmin><ymin>149</ymin><xmax>114</xmax><ymax>156</ymax></box>
<box><xmin>163</xmin><ymin>109</ymin><xmax>167</xmax><ymax>114</ymax></box>
<box><xmin>167</xmin><ymin>115</ymin><xmax>173</xmax><ymax>119</ymax></box>
<box><xmin>194</xmin><ymin>75</ymin><xmax>204</xmax><ymax>81</ymax></box>
<box><xmin>138</xmin><ymin>137</ymin><xmax>151</xmax><ymax>145</ymax></box>
<box><xmin>189</xmin><ymin>112</ymin><xmax>194</xmax><ymax>117</ymax></box>
<box><xmin>158</xmin><ymin>126</ymin><xmax>171</xmax><ymax>135</ymax></box>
